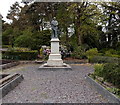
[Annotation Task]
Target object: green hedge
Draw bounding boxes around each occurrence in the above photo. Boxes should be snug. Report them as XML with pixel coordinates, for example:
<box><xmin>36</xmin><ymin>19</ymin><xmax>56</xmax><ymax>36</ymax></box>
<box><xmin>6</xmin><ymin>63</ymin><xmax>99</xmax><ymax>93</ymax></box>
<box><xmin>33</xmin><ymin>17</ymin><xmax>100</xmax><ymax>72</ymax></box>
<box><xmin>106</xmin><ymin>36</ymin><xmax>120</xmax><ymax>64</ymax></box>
<box><xmin>89</xmin><ymin>56</ymin><xmax>120</xmax><ymax>63</ymax></box>
<box><xmin>2</xmin><ymin>45</ymin><xmax>12</xmax><ymax>48</ymax></box>
<box><xmin>94</xmin><ymin>64</ymin><xmax>104</xmax><ymax>77</ymax></box>
<box><xmin>86</xmin><ymin>48</ymin><xmax>99</xmax><ymax>57</ymax></box>
<box><xmin>94</xmin><ymin>63</ymin><xmax>120</xmax><ymax>87</ymax></box>
<box><xmin>71</xmin><ymin>46</ymin><xmax>87</xmax><ymax>59</ymax></box>
<box><xmin>2</xmin><ymin>51</ymin><xmax>38</xmax><ymax>60</ymax></box>
<box><xmin>103</xmin><ymin>63</ymin><xmax>120</xmax><ymax>87</ymax></box>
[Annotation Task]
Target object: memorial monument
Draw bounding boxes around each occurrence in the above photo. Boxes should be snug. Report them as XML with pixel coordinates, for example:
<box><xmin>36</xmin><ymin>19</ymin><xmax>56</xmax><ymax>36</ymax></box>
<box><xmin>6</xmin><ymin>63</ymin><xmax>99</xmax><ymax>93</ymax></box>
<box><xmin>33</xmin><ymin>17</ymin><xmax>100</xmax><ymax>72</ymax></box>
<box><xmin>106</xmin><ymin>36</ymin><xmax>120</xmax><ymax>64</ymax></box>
<box><xmin>39</xmin><ymin>17</ymin><xmax>71</xmax><ymax>70</ymax></box>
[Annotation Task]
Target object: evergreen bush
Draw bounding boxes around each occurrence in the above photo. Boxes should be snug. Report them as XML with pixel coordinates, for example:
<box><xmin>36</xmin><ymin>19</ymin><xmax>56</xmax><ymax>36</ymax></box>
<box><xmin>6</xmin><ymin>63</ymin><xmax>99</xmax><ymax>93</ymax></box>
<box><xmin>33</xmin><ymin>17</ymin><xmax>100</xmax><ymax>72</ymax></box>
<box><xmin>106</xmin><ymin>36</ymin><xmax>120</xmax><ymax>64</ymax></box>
<box><xmin>89</xmin><ymin>56</ymin><xmax>120</xmax><ymax>63</ymax></box>
<box><xmin>102</xmin><ymin>63</ymin><xmax>120</xmax><ymax>87</ymax></box>
<box><xmin>94</xmin><ymin>64</ymin><xmax>104</xmax><ymax>77</ymax></box>
<box><xmin>94</xmin><ymin>63</ymin><xmax>120</xmax><ymax>88</ymax></box>
<box><xmin>2</xmin><ymin>51</ymin><xmax>38</xmax><ymax>60</ymax></box>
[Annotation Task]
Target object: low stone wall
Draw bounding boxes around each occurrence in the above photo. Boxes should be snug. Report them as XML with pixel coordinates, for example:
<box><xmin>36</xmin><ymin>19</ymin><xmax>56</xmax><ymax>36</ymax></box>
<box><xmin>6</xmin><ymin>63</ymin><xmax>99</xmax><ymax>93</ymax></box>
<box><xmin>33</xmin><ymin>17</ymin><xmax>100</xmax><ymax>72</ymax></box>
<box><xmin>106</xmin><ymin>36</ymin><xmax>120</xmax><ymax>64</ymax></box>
<box><xmin>19</xmin><ymin>60</ymin><xmax>44</xmax><ymax>64</ymax></box>
<box><xmin>85</xmin><ymin>75</ymin><xmax>120</xmax><ymax>103</ymax></box>
<box><xmin>0</xmin><ymin>60</ymin><xmax>44</xmax><ymax>70</ymax></box>
<box><xmin>0</xmin><ymin>73</ymin><xmax>24</xmax><ymax>98</ymax></box>
<box><xmin>1</xmin><ymin>62</ymin><xmax>20</xmax><ymax>70</ymax></box>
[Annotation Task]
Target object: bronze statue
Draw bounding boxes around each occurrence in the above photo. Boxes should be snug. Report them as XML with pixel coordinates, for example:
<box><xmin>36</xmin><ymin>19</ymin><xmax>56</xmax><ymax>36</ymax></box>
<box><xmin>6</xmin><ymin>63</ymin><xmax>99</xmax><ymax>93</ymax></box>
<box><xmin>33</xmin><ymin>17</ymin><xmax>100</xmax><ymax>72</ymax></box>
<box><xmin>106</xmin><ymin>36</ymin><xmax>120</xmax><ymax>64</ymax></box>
<box><xmin>51</xmin><ymin>17</ymin><xmax>58</xmax><ymax>38</ymax></box>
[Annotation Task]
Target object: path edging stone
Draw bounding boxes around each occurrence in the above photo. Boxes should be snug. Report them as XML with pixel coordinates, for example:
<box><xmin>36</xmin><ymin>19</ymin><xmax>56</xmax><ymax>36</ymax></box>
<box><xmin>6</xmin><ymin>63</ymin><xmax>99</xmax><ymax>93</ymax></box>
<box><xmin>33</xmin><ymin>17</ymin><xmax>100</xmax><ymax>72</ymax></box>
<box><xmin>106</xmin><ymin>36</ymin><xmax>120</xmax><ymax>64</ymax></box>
<box><xmin>85</xmin><ymin>75</ymin><xmax>120</xmax><ymax>103</ymax></box>
<box><xmin>0</xmin><ymin>74</ymin><xmax>24</xmax><ymax>98</ymax></box>
<box><xmin>1</xmin><ymin>62</ymin><xmax>19</xmax><ymax>70</ymax></box>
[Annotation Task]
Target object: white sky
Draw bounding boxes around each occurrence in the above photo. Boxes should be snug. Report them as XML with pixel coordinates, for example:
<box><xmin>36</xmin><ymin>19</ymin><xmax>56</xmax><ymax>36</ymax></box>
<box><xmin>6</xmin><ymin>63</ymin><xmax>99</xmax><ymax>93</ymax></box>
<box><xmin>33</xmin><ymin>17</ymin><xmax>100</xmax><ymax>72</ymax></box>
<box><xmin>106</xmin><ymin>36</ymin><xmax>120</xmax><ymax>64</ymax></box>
<box><xmin>0</xmin><ymin>0</ymin><xmax>22</xmax><ymax>22</ymax></box>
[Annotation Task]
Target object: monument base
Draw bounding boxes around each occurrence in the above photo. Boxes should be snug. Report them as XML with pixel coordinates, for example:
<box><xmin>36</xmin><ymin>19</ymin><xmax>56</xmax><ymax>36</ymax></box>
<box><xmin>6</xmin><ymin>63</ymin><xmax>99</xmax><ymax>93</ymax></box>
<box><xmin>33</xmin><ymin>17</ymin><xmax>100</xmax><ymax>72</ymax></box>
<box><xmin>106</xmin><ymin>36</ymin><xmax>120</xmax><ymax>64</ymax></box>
<box><xmin>47</xmin><ymin>53</ymin><xmax>63</xmax><ymax>66</ymax></box>
<box><xmin>38</xmin><ymin>63</ymin><xmax>72</xmax><ymax>71</ymax></box>
<box><xmin>38</xmin><ymin>37</ymin><xmax>72</xmax><ymax>70</ymax></box>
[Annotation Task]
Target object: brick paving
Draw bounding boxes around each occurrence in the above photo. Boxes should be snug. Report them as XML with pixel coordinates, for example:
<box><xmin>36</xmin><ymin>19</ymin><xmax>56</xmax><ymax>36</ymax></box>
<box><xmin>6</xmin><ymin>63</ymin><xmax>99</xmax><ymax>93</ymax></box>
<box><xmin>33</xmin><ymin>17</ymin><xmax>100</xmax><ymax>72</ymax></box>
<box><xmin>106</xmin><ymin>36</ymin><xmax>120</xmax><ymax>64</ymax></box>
<box><xmin>2</xmin><ymin>64</ymin><xmax>108</xmax><ymax>103</ymax></box>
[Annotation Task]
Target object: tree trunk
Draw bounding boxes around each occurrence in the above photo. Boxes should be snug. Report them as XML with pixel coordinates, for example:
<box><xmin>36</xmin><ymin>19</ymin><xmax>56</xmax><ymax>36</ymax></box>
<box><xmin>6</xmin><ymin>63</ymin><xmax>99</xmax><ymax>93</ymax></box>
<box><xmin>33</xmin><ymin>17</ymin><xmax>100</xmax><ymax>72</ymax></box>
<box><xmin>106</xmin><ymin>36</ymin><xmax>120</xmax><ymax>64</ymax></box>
<box><xmin>76</xmin><ymin>26</ymin><xmax>82</xmax><ymax>46</ymax></box>
<box><xmin>65</xmin><ymin>27</ymin><xmax>69</xmax><ymax>44</ymax></box>
<box><xmin>75</xmin><ymin>8</ymin><xmax>82</xmax><ymax>46</ymax></box>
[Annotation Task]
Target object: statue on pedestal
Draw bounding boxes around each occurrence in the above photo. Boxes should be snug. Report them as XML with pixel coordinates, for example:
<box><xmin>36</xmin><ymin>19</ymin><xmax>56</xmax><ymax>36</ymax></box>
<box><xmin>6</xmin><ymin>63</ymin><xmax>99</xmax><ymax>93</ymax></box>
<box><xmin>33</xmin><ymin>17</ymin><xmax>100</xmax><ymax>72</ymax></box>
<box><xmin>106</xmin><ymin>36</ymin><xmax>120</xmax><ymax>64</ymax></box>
<box><xmin>51</xmin><ymin>17</ymin><xmax>58</xmax><ymax>38</ymax></box>
<box><xmin>39</xmin><ymin>17</ymin><xmax>72</xmax><ymax>70</ymax></box>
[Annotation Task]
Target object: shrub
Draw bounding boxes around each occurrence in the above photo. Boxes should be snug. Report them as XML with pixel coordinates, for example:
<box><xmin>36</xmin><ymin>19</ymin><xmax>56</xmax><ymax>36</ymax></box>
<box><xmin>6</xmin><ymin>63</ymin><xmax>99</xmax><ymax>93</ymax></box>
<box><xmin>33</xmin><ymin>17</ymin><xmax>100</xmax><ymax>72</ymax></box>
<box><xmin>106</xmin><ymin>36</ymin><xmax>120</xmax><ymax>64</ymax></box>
<box><xmin>117</xmin><ymin>50</ymin><xmax>120</xmax><ymax>55</ymax></box>
<box><xmin>107</xmin><ymin>88</ymin><xmax>120</xmax><ymax>97</ymax></box>
<box><xmin>2</xmin><ymin>45</ymin><xmax>12</xmax><ymax>48</ymax></box>
<box><xmin>102</xmin><ymin>63</ymin><xmax>120</xmax><ymax>87</ymax></box>
<box><xmin>71</xmin><ymin>46</ymin><xmax>87</xmax><ymax>59</ymax></box>
<box><xmin>100</xmin><ymin>49</ymin><xmax>120</xmax><ymax>58</ymax></box>
<box><xmin>94</xmin><ymin>64</ymin><xmax>104</xmax><ymax>77</ymax></box>
<box><xmin>94</xmin><ymin>63</ymin><xmax>120</xmax><ymax>88</ymax></box>
<box><xmin>111</xmin><ymin>54</ymin><xmax>120</xmax><ymax>58</ymax></box>
<box><xmin>85</xmin><ymin>48</ymin><xmax>99</xmax><ymax>61</ymax></box>
<box><xmin>86</xmin><ymin>48</ymin><xmax>99</xmax><ymax>57</ymax></box>
<box><xmin>14</xmin><ymin>35</ymin><xmax>34</xmax><ymax>49</ymax></box>
<box><xmin>89</xmin><ymin>56</ymin><xmax>120</xmax><ymax>63</ymax></box>
<box><xmin>105</xmin><ymin>49</ymin><xmax>119</xmax><ymax>57</ymax></box>
<box><xmin>8</xmin><ymin>47</ymin><xmax>31</xmax><ymax>52</ymax></box>
<box><xmin>2</xmin><ymin>51</ymin><xmax>38</xmax><ymax>60</ymax></box>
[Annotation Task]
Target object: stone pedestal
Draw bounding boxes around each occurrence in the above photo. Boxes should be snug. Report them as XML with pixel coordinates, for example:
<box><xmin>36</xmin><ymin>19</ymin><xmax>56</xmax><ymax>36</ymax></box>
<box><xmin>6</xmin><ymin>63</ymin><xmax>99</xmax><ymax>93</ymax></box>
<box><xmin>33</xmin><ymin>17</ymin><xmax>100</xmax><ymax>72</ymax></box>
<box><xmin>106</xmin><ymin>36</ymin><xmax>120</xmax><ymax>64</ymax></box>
<box><xmin>47</xmin><ymin>38</ymin><xmax>63</xmax><ymax>66</ymax></box>
<box><xmin>39</xmin><ymin>38</ymin><xmax>72</xmax><ymax>70</ymax></box>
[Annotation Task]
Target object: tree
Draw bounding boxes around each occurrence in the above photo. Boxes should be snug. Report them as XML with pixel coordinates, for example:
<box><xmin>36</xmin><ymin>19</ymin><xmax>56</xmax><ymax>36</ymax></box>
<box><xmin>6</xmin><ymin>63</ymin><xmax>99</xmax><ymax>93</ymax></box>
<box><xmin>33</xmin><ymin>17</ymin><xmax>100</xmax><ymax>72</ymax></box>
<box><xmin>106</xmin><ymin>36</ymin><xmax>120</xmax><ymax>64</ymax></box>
<box><xmin>56</xmin><ymin>3</ymin><xmax>73</xmax><ymax>46</ymax></box>
<box><xmin>7</xmin><ymin>2</ymin><xmax>21</xmax><ymax>25</ymax></box>
<box><xmin>68</xmin><ymin>2</ymin><xmax>102</xmax><ymax>46</ymax></box>
<box><xmin>2</xmin><ymin>27</ymin><xmax>13</xmax><ymax>45</ymax></box>
<box><xmin>3</xmin><ymin>2</ymin><xmax>106</xmax><ymax>51</ymax></box>
<box><xmin>101</xmin><ymin>2</ymin><xmax>120</xmax><ymax>48</ymax></box>
<box><xmin>32</xmin><ymin>30</ymin><xmax>51</xmax><ymax>50</ymax></box>
<box><xmin>14</xmin><ymin>27</ymin><xmax>51</xmax><ymax>50</ymax></box>
<box><xmin>14</xmin><ymin>27</ymin><xmax>34</xmax><ymax>49</ymax></box>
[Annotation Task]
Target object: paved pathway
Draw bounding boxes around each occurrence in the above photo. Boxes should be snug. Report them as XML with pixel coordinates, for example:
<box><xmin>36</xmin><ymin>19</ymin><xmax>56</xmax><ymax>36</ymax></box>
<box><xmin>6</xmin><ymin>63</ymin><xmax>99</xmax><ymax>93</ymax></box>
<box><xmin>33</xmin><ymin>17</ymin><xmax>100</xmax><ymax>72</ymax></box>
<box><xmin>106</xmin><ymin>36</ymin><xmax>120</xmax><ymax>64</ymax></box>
<box><xmin>2</xmin><ymin>64</ymin><xmax>108</xmax><ymax>103</ymax></box>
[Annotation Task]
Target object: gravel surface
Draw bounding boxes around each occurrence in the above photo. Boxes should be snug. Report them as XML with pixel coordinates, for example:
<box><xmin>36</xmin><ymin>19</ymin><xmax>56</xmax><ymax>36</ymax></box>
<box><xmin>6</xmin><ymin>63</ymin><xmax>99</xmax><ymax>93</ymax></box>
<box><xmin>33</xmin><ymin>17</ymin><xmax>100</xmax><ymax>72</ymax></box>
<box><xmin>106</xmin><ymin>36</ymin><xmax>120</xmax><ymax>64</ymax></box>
<box><xmin>2</xmin><ymin>64</ymin><xmax>108</xmax><ymax>103</ymax></box>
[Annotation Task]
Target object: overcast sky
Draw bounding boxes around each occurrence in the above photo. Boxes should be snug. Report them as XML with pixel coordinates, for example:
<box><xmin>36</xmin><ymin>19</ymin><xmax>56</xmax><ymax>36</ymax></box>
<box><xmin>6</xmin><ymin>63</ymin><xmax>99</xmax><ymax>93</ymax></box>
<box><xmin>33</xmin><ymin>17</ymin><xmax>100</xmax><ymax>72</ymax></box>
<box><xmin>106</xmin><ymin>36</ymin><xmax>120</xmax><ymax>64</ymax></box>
<box><xmin>0</xmin><ymin>0</ymin><xmax>22</xmax><ymax>22</ymax></box>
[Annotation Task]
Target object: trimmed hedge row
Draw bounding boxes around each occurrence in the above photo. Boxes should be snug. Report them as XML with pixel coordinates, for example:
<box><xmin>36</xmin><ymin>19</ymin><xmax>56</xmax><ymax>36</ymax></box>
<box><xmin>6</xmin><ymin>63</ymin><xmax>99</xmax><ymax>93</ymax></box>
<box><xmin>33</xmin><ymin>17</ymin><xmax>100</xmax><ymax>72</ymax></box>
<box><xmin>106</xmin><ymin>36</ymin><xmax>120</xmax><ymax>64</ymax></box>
<box><xmin>94</xmin><ymin>63</ymin><xmax>120</xmax><ymax>87</ymax></box>
<box><xmin>103</xmin><ymin>63</ymin><xmax>120</xmax><ymax>87</ymax></box>
<box><xmin>89</xmin><ymin>56</ymin><xmax>120</xmax><ymax>63</ymax></box>
<box><xmin>2</xmin><ymin>51</ymin><xmax>38</xmax><ymax>60</ymax></box>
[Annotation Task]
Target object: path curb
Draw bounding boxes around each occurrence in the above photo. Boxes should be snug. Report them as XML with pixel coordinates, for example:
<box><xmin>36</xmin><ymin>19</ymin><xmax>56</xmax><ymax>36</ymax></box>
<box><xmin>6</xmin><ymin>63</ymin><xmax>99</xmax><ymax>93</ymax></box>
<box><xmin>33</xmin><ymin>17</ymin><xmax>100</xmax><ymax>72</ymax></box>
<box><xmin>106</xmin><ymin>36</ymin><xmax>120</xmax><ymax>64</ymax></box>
<box><xmin>1</xmin><ymin>62</ymin><xmax>19</xmax><ymax>70</ymax></box>
<box><xmin>0</xmin><ymin>74</ymin><xmax>24</xmax><ymax>98</ymax></box>
<box><xmin>85</xmin><ymin>75</ymin><xmax>120</xmax><ymax>103</ymax></box>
